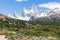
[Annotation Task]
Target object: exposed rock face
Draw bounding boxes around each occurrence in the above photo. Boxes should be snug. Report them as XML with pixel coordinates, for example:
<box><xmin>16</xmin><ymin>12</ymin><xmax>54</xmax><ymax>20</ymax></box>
<box><xmin>0</xmin><ymin>14</ymin><xmax>6</xmax><ymax>19</ymax></box>
<box><xmin>0</xmin><ymin>14</ymin><xmax>10</xmax><ymax>19</ymax></box>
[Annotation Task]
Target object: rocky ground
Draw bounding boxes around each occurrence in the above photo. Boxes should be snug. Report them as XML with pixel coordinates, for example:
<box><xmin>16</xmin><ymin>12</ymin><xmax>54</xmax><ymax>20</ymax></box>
<box><xmin>0</xmin><ymin>35</ymin><xmax>8</xmax><ymax>40</ymax></box>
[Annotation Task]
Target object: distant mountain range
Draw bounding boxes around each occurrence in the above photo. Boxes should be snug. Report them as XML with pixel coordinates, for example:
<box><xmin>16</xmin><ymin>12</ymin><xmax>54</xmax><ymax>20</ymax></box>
<box><xmin>0</xmin><ymin>5</ymin><xmax>60</xmax><ymax>22</ymax></box>
<box><xmin>30</xmin><ymin>8</ymin><xmax>60</xmax><ymax>22</ymax></box>
<box><xmin>8</xmin><ymin>5</ymin><xmax>49</xmax><ymax>21</ymax></box>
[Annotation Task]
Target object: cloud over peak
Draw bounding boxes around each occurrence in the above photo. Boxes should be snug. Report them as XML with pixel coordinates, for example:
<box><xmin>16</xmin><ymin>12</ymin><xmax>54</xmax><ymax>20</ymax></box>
<box><xmin>39</xmin><ymin>2</ymin><xmax>60</xmax><ymax>9</ymax></box>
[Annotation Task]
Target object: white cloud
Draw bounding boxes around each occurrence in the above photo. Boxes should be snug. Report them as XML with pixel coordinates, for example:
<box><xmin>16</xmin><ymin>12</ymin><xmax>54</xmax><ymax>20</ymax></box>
<box><xmin>39</xmin><ymin>2</ymin><xmax>60</xmax><ymax>9</ymax></box>
<box><xmin>8</xmin><ymin>13</ymin><xmax>15</xmax><ymax>18</ymax></box>
<box><xmin>16</xmin><ymin>0</ymin><xmax>28</xmax><ymax>2</ymax></box>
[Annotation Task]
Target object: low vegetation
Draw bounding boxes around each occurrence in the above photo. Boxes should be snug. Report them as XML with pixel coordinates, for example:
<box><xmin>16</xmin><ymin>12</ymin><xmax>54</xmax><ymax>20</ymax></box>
<box><xmin>0</xmin><ymin>18</ymin><xmax>60</xmax><ymax>40</ymax></box>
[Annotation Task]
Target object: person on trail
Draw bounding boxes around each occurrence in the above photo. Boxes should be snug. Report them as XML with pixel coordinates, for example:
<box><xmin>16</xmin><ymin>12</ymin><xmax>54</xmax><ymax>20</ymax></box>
<box><xmin>16</xmin><ymin>25</ymin><xmax>19</xmax><ymax>31</ymax></box>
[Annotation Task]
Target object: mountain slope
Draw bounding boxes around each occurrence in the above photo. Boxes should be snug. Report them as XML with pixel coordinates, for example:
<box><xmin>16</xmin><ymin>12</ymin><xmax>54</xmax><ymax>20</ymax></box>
<box><xmin>0</xmin><ymin>13</ymin><xmax>60</xmax><ymax>40</ymax></box>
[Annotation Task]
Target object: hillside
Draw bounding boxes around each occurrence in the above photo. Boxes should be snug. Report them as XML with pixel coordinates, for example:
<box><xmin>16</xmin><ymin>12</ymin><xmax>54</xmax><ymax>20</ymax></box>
<box><xmin>0</xmin><ymin>14</ymin><xmax>60</xmax><ymax>40</ymax></box>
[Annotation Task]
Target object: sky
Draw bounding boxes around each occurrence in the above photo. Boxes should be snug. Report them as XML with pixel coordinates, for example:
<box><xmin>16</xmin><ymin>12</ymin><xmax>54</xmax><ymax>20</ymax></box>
<box><xmin>0</xmin><ymin>0</ymin><xmax>60</xmax><ymax>15</ymax></box>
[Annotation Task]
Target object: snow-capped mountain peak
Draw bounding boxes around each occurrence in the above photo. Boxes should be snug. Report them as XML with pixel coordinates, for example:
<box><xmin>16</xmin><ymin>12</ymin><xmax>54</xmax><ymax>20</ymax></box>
<box><xmin>49</xmin><ymin>8</ymin><xmax>60</xmax><ymax>16</ymax></box>
<box><xmin>8</xmin><ymin>5</ymin><xmax>49</xmax><ymax>21</ymax></box>
<box><xmin>8</xmin><ymin>5</ymin><xmax>60</xmax><ymax>21</ymax></box>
